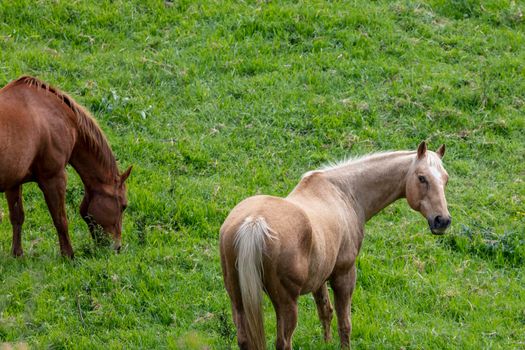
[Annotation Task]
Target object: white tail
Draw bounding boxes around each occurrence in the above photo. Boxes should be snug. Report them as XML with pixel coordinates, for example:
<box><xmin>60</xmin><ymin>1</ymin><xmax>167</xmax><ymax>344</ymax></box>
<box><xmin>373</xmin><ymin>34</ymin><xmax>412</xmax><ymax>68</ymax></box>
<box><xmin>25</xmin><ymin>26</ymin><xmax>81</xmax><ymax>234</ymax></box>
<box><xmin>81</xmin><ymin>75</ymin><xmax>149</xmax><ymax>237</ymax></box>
<box><xmin>233</xmin><ymin>216</ymin><xmax>276</xmax><ymax>350</ymax></box>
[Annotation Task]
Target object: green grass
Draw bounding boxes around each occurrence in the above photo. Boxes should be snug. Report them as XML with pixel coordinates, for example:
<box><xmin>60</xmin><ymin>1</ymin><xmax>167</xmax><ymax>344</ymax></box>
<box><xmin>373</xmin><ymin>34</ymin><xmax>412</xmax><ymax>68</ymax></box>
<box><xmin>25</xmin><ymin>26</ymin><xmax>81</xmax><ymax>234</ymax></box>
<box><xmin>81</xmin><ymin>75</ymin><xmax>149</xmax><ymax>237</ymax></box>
<box><xmin>0</xmin><ymin>0</ymin><xmax>524</xmax><ymax>348</ymax></box>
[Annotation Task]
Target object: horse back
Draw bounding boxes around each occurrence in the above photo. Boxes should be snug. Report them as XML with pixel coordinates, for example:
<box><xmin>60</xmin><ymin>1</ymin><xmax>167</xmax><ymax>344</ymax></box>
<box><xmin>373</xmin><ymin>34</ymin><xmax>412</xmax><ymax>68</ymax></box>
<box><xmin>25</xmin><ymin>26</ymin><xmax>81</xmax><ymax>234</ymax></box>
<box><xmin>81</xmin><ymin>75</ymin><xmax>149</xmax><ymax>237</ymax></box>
<box><xmin>0</xmin><ymin>83</ymin><xmax>76</xmax><ymax>189</ymax></box>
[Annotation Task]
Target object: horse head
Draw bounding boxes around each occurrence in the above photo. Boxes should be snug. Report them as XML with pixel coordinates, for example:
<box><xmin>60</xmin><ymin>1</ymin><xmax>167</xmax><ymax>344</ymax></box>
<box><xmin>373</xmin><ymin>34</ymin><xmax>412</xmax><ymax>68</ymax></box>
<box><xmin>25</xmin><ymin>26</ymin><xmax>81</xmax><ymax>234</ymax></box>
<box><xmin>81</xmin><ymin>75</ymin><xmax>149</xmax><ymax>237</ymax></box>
<box><xmin>406</xmin><ymin>142</ymin><xmax>451</xmax><ymax>235</ymax></box>
<box><xmin>80</xmin><ymin>166</ymin><xmax>132</xmax><ymax>251</ymax></box>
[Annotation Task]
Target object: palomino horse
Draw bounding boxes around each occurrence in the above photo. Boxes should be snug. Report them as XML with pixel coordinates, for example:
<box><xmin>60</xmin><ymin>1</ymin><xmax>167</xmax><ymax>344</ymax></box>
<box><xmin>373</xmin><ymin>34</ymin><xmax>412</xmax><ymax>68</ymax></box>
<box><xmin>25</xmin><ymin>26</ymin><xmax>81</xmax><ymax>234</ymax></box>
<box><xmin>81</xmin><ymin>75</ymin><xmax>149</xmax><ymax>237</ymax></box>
<box><xmin>0</xmin><ymin>76</ymin><xmax>131</xmax><ymax>258</ymax></box>
<box><xmin>220</xmin><ymin>142</ymin><xmax>451</xmax><ymax>349</ymax></box>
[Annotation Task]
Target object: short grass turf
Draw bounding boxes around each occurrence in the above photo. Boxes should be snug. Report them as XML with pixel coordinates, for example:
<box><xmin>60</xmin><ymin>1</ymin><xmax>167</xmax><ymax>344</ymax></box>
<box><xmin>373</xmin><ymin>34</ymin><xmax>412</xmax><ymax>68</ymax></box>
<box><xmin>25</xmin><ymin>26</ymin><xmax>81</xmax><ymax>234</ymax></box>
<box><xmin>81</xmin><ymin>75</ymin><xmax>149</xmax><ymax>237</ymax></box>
<box><xmin>0</xmin><ymin>0</ymin><xmax>524</xmax><ymax>349</ymax></box>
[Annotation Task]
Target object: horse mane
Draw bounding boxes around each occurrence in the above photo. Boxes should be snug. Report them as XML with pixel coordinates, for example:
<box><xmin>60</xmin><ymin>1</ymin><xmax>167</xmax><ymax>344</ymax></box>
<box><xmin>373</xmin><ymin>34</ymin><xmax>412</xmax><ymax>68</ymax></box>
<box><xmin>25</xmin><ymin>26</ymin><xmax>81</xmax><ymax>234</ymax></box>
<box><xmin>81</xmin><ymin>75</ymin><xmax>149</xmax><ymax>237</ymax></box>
<box><xmin>10</xmin><ymin>76</ymin><xmax>118</xmax><ymax>175</ymax></box>
<box><xmin>319</xmin><ymin>150</ymin><xmax>416</xmax><ymax>172</ymax></box>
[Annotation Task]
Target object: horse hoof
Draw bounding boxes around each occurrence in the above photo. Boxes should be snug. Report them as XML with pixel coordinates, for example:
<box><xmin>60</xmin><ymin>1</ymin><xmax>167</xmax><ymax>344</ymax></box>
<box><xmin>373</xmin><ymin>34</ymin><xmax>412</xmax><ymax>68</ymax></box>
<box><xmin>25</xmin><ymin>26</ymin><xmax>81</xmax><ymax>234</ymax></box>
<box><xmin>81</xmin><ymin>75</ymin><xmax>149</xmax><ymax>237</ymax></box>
<box><xmin>61</xmin><ymin>251</ymin><xmax>75</xmax><ymax>259</ymax></box>
<box><xmin>12</xmin><ymin>251</ymin><xmax>24</xmax><ymax>258</ymax></box>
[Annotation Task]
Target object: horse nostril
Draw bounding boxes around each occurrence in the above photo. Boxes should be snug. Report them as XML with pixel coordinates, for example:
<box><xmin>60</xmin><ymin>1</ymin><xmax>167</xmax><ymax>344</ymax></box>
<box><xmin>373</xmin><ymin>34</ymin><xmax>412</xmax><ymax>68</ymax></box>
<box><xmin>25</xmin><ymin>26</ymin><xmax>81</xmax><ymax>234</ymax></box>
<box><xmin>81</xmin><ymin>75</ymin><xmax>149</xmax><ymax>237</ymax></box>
<box><xmin>434</xmin><ymin>215</ymin><xmax>451</xmax><ymax>228</ymax></box>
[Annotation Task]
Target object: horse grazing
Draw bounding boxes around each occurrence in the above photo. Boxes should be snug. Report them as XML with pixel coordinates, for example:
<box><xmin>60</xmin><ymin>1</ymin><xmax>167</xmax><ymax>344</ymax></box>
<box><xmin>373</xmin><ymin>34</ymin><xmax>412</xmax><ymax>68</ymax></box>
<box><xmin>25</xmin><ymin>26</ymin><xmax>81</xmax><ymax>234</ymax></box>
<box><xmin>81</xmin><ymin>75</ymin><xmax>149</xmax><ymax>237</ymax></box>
<box><xmin>220</xmin><ymin>142</ymin><xmax>451</xmax><ymax>349</ymax></box>
<box><xmin>0</xmin><ymin>76</ymin><xmax>132</xmax><ymax>258</ymax></box>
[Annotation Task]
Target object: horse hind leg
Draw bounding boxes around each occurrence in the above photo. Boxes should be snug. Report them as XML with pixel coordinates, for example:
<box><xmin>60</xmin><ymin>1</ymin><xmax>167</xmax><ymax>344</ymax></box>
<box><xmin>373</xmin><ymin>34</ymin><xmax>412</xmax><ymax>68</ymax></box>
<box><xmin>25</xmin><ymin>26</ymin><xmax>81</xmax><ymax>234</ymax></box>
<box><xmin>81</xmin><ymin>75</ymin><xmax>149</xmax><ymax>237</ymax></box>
<box><xmin>313</xmin><ymin>283</ymin><xmax>334</xmax><ymax>342</ymax></box>
<box><xmin>267</xmin><ymin>269</ymin><xmax>303</xmax><ymax>350</ymax></box>
<box><xmin>268</xmin><ymin>236</ymin><xmax>309</xmax><ymax>349</ymax></box>
<box><xmin>231</xmin><ymin>297</ymin><xmax>250</xmax><ymax>349</ymax></box>
<box><xmin>330</xmin><ymin>264</ymin><xmax>357</xmax><ymax>349</ymax></box>
<box><xmin>230</xmin><ymin>272</ymin><xmax>300</xmax><ymax>350</ymax></box>
<box><xmin>271</xmin><ymin>289</ymin><xmax>299</xmax><ymax>350</ymax></box>
<box><xmin>5</xmin><ymin>186</ymin><xmax>25</xmax><ymax>257</ymax></box>
<box><xmin>223</xmin><ymin>270</ymin><xmax>250</xmax><ymax>349</ymax></box>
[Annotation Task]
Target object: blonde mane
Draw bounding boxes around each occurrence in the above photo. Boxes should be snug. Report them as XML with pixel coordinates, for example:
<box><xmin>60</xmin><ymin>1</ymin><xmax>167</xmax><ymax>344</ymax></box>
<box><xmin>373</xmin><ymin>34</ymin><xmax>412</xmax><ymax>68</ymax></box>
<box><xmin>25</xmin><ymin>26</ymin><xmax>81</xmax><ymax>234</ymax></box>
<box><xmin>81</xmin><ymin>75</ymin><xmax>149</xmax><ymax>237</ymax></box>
<box><xmin>11</xmin><ymin>76</ymin><xmax>118</xmax><ymax>174</ymax></box>
<box><xmin>317</xmin><ymin>150</ymin><xmax>415</xmax><ymax>173</ymax></box>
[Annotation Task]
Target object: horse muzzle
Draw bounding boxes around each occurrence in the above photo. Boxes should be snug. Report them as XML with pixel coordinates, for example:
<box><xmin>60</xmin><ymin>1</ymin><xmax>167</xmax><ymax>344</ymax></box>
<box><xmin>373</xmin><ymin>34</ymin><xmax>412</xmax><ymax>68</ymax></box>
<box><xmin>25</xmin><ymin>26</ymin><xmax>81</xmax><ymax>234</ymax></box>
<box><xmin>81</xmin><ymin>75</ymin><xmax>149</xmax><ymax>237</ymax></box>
<box><xmin>112</xmin><ymin>237</ymin><xmax>122</xmax><ymax>253</ymax></box>
<box><xmin>428</xmin><ymin>215</ymin><xmax>451</xmax><ymax>235</ymax></box>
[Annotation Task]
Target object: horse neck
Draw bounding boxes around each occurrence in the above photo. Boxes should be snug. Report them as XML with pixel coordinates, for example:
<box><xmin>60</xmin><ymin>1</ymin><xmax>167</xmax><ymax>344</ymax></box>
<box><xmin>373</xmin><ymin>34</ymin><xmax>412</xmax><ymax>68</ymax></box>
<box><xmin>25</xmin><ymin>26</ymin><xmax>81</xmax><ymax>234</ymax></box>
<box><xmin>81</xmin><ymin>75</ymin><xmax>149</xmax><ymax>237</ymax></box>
<box><xmin>323</xmin><ymin>152</ymin><xmax>414</xmax><ymax>222</ymax></box>
<box><xmin>69</xmin><ymin>139</ymin><xmax>118</xmax><ymax>193</ymax></box>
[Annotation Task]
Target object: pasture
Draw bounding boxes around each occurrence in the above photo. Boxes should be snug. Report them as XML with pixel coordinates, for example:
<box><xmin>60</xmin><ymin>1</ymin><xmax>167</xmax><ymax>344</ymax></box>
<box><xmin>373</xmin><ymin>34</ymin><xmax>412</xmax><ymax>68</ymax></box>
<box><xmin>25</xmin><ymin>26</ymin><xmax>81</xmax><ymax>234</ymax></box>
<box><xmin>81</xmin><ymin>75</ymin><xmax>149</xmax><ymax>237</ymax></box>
<box><xmin>0</xmin><ymin>0</ymin><xmax>524</xmax><ymax>349</ymax></box>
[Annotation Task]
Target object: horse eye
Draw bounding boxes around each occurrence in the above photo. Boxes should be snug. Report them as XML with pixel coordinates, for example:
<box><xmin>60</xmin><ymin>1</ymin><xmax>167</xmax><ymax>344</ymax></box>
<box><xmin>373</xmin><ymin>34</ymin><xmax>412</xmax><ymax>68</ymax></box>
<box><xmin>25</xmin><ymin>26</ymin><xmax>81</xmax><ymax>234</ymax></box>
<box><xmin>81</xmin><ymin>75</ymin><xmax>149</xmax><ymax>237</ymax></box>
<box><xmin>122</xmin><ymin>204</ymin><xmax>128</xmax><ymax>211</ymax></box>
<box><xmin>418</xmin><ymin>175</ymin><xmax>427</xmax><ymax>184</ymax></box>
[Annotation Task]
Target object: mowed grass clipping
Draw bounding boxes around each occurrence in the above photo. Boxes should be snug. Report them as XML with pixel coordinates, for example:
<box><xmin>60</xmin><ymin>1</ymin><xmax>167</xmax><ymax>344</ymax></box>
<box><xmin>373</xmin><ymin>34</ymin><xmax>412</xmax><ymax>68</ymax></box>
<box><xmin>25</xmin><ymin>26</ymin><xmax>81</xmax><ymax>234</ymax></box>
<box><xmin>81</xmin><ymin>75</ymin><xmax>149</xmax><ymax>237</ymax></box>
<box><xmin>0</xmin><ymin>0</ymin><xmax>524</xmax><ymax>349</ymax></box>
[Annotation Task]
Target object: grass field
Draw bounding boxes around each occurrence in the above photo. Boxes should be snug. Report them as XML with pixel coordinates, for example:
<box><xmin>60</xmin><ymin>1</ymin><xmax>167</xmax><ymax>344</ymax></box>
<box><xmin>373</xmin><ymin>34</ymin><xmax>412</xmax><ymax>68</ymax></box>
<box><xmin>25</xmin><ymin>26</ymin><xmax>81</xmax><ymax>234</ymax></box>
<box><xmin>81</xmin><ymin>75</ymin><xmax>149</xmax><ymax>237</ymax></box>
<box><xmin>0</xmin><ymin>0</ymin><xmax>524</xmax><ymax>349</ymax></box>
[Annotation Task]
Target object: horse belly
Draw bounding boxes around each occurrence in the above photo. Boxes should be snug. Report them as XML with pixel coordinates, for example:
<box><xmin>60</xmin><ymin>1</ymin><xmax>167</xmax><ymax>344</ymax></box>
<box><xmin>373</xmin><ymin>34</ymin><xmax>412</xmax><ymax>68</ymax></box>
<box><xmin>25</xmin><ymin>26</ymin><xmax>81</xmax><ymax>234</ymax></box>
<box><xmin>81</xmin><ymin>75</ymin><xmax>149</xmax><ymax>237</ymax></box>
<box><xmin>300</xmin><ymin>228</ymin><xmax>341</xmax><ymax>293</ymax></box>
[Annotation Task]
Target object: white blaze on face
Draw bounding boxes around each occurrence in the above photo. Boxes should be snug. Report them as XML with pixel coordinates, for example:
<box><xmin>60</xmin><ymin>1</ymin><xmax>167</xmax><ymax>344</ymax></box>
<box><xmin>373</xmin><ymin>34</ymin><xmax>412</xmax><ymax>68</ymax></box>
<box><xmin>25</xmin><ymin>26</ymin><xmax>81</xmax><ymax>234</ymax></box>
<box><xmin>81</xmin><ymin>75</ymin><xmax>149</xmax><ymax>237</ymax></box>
<box><xmin>430</xmin><ymin>165</ymin><xmax>443</xmax><ymax>183</ymax></box>
<box><xmin>427</xmin><ymin>153</ymin><xmax>445</xmax><ymax>184</ymax></box>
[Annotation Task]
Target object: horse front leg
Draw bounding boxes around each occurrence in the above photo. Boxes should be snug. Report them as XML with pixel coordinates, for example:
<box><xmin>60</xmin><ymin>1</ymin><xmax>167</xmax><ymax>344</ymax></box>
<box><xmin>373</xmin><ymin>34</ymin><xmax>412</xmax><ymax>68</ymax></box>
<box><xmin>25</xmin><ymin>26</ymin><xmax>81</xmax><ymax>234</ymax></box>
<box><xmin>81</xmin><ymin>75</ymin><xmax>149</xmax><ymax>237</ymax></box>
<box><xmin>38</xmin><ymin>173</ymin><xmax>74</xmax><ymax>258</ymax></box>
<box><xmin>330</xmin><ymin>263</ymin><xmax>357</xmax><ymax>349</ymax></box>
<box><xmin>5</xmin><ymin>186</ymin><xmax>25</xmax><ymax>257</ymax></box>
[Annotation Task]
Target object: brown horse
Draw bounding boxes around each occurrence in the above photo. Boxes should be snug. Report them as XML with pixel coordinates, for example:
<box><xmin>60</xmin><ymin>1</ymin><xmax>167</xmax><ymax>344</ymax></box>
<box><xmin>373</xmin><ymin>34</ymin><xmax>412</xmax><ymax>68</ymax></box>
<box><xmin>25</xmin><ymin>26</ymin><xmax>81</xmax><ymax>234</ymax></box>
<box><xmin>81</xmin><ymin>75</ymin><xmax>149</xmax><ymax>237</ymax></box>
<box><xmin>220</xmin><ymin>142</ymin><xmax>451</xmax><ymax>349</ymax></box>
<box><xmin>0</xmin><ymin>76</ymin><xmax>131</xmax><ymax>258</ymax></box>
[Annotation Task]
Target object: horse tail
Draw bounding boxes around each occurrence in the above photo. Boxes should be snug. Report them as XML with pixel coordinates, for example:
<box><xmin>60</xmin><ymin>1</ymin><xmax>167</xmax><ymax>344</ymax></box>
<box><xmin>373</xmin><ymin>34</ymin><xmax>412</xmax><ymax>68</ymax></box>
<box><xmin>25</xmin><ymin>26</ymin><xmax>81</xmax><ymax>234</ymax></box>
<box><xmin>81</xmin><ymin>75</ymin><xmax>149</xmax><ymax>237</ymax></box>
<box><xmin>233</xmin><ymin>216</ymin><xmax>275</xmax><ymax>350</ymax></box>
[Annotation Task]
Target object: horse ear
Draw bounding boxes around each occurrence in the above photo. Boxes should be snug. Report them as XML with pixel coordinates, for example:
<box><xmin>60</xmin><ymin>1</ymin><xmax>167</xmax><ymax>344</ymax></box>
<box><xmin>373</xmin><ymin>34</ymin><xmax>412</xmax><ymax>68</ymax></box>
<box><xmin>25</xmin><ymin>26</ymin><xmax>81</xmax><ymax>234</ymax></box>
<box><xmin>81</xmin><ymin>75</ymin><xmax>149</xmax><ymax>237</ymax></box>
<box><xmin>436</xmin><ymin>144</ymin><xmax>446</xmax><ymax>159</ymax></box>
<box><xmin>120</xmin><ymin>166</ymin><xmax>132</xmax><ymax>183</ymax></box>
<box><xmin>417</xmin><ymin>141</ymin><xmax>427</xmax><ymax>159</ymax></box>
